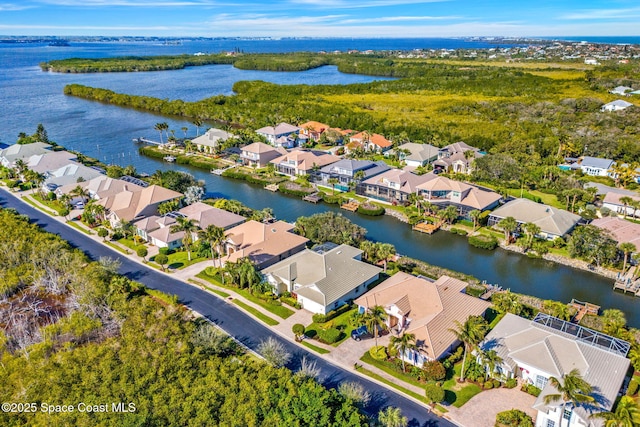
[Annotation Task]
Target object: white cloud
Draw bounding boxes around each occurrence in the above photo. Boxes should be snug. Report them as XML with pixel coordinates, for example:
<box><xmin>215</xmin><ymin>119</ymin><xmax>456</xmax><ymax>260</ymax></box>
<box><xmin>0</xmin><ymin>3</ymin><xmax>35</xmax><ymax>10</ymax></box>
<box><xmin>338</xmin><ymin>15</ymin><xmax>461</xmax><ymax>24</ymax></box>
<box><xmin>562</xmin><ymin>7</ymin><xmax>640</xmax><ymax>20</ymax></box>
<box><xmin>289</xmin><ymin>0</ymin><xmax>449</xmax><ymax>9</ymax></box>
<box><xmin>36</xmin><ymin>0</ymin><xmax>221</xmax><ymax>6</ymax></box>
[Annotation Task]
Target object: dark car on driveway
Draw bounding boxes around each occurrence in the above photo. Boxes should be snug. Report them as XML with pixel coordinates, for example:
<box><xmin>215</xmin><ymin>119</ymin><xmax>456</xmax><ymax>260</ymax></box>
<box><xmin>351</xmin><ymin>325</ymin><xmax>370</xmax><ymax>341</ymax></box>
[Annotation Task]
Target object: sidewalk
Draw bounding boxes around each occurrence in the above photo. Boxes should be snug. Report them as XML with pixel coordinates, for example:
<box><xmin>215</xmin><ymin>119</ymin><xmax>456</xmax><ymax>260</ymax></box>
<box><xmin>7</xmin><ymin>187</ymin><xmax>439</xmax><ymax>418</ymax></box>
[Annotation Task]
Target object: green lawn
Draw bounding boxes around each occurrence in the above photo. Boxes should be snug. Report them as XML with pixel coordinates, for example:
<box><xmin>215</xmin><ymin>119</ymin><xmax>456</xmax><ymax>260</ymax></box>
<box><xmin>354</xmin><ymin>365</ymin><xmax>430</xmax><ymax>405</ymax></box>
<box><xmin>305</xmin><ymin>307</ymin><xmax>358</xmax><ymax>347</ymax></box>
<box><xmin>104</xmin><ymin>241</ymin><xmax>132</xmax><ymax>255</ymax></box>
<box><xmin>195</xmin><ymin>270</ymin><xmax>295</xmax><ymax>319</ymax></box>
<box><xmin>301</xmin><ymin>341</ymin><xmax>330</xmax><ymax>354</ymax></box>
<box><xmin>21</xmin><ymin>195</ymin><xmax>58</xmax><ymax>215</ymax></box>
<box><xmin>232</xmin><ymin>300</ymin><xmax>279</xmax><ymax>326</ymax></box>
<box><xmin>118</xmin><ymin>237</ymin><xmax>147</xmax><ymax>252</ymax></box>
<box><xmin>360</xmin><ymin>351</ymin><xmax>425</xmax><ymax>389</ymax></box>
<box><xmin>504</xmin><ymin>188</ymin><xmax>564</xmax><ymax>209</ymax></box>
<box><xmin>66</xmin><ymin>220</ymin><xmax>94</xmax><ymax>235</ymax></box>
<box><xmin>31</xmin><ymin>193</ymin><xmax>69</xmax><ymax>215</ymax></box>
<box><xmin>150</xmin><ymin>251</ymin><xmax>208</xmax><ymax>270</ymax></box>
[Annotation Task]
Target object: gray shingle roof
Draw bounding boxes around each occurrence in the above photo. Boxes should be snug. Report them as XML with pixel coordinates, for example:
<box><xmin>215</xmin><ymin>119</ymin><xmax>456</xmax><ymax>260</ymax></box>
<box><xmin>580</xmin><ymin>156</ymin><xmax>614</xmax><ymax>170</ymax></box>
<box><xmin>489</xmin><ymin>198</ymin><xmax>581</xmax><ymax>237</ymax></box>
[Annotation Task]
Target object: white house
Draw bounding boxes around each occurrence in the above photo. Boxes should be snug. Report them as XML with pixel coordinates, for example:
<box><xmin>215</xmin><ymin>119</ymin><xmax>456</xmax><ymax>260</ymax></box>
<box><xmin>191</xmin><ymin>128</ymin><xmax>235</xmax><ymax>153</ymax></box>
<box><xmin>255</xmin><ymin>123</ymin><xmax>300</xmax><ymax>144</ymax></box>
<box><xmin>481</xmin><ymin>313</ymin><xmax>630</xmax><ymax>427</ymax></box>
<box><xmin>601</xmin><ymin>192</ymin><xmax>640</xmax><ymax>218</ymax></box>
<box><xmin>262</xmin><ymin>243</ymin><xmax>381</xmax><ymax>314</ymax></box>
<box><xmin>610</xmin><ymin>86</ymin><xmax>633</xmax><ymax>96</ymax></box>
<box><xmin>601</xmin><ymin>99</ymin><xmax>633</xmax><ymax>112</ymax></box>
<box><xmin>579</xmin><ymin>156</ymin><xmax>614</xmax><ymax>177</ymax></box>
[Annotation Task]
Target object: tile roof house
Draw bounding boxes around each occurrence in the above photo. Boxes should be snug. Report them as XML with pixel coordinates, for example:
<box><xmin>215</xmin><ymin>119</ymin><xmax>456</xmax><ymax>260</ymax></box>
<box><xmin>318</xmin><ymin>159</ymin><xmax>391</xmax><ymax>191</ymax></box>
<box><xmin>601</xmin><ymin>99</ymin><xmax>633</xmax><ymax>112</ymax></box>
<box><xmin>579</xmin><ymin>156</ymin><xmax>614</xmax><ymax>177</ymax></box>
<box><xmin>179</xmin><ymin>202</ymin><xmax>246</xmax><ymax>230</ymax></box>
<box><xmin>100</xmin><ymin>184</ymin><xmax>183</xmax><ymax>227</ymax></box>
<box><xmin>481</xmin><ymin>313</ymin><xmax>630</xmax><ymax>427</ymax></box>
<box><xmin>601</xmin><ymin>192</ymin><xmax>640</xmax><ymax>218</ymax></box>
<box><xmin>191</xmin><ymin>128</ymin><xmax>236</xmax><ymax>154</ymax></box>
<box><xmin>262</xmin><ymin>243</ymin><xmax>381</xmax><ymax>314</ymax></box>
<box><xmin>415</xmin><ymin>174</ymin><xmax>502</xmax><ymax>217</ymax></box>
<box><xmin>355</xmin><ymin>272</ymin><xmax>490</xmax><ymax>364</ymax></box>
<box><xmin>27</xmin><ymin>150</ymin><xmax>77</xmax><ymax>174</ymax></box>
<box><xmin>389</xmin><ymin>142</ymin><xmax>439</xmax><ymax>167</ymax></box>
<box><xmin>134</xmin><ymin>214</ymin><xmax>184</xmax><ymax>249</ymax></box>
<box><xmin>240</xmin><ymin>142</ymin><xmax>287</xmax><ymax>168</ymax></box>
<box><xmin>488</xmin><ymin>198</ymin><xmax>582</xmax><ymax>240</ymax></box>
<box><xmin>57</xmin><ymin>176</ymin><xmax>145</xmax><ymax>201</ymax></box>
<box><xmin>347</xmin><ymin>132</ymin><xmax>393</xmax><ymax>153</ymax></box>
<box><xmin>0</xmin><ymin>142</ymin><xmax>51</xmax><ymax>167</ymax></box>
<box><xmin>433</xmin><ymin>141</ymin><xmax>483</xmax><ymax>174</ymax></box>
<box><xmin>357</xmin><ymin>168</ymin><xmax>434</xmax><ymax>204</ymax></box>
<box><xmin>224</xmin><ymin>220</ymin><xmax>309</xmax><ymax>269</ymax></box>
<box><xmin>591</xmin><ymin>217</ymin><xmax>640</xmax><ymax>247</ymax></box>
<box><xmin>298</xmin><ymin>121</ymin><xmax>330</xmax><ymax>141</ymax></box>
<box><xmin>43</xmin><ymin>163</ymin><xmax>103</xmax><ymax>190</ymax></box>
<box><xmin>255</xmin><ymin>123</ymin><xmax>300</xmax><ymax>144</ymax></box>
<box><xmin>270</xmin><ymin>149</ymin><xmax>340</xmax><ymax>177</ymax></box>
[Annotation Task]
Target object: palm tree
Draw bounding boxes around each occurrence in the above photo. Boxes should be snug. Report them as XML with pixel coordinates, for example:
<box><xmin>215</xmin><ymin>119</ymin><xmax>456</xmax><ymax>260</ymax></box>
<box><xmin>498</xmin><ymin>216</ymin><xmax>518</xmax><ymax>243</ymax></box>
<box><xmin>70</xmin><ymin>185</ymin><xmax>90</xmax><ymax>203</ymax></box>
<box><xmin>448</xmin><ymin>315</ymin><xmax>488</xmax><ymax>382</ymax></box>
<box><xmin>543</xmin><ymin>368</ymin><xmax>596</xmax><ymax>427</ymax></box>
<box><xmin>235</xmin><ymin>257</ymin><xmax>261</xmax><ymax>289</ymax></box>
<box><xmin>327</xmin><ymin>177</ymin><xmax>339</xmax><ymax>194</ymax></box>
<box><xmin>629</xmin><ymin>200</ymin><xmax>640</xmax><ymax>220</ymax></box>
<box><xmin>602</xmin><ymin>308</ymin><xmax>627</xmax><ymax>337</ymax></box>
<box><xmin>170</xmin><ymin>217</ymin><xmax>199</xmax><ymax>261</ymax></box>
<box><xmin>181</xmin><ymin>126</ymin><xmax>188</xmax><ymax>139</ymax></box>
<box><xmin>376</xmin><ymin>242</ymin><xmax>396</xmax><ymax>272</ymax></box>
<box><xmin>590</xmin><ymin>395</ymin><xmax>640</xmax><ymax>427</ymax></box>
<box><xmin>479</xmin><ymin>349</ymin><xmax>503</xmax><ymax>381</ymax></box>
<box><xmin>619</xmin><ymin>196</ymin><xmax>633</xmax><ymax>219</ymax></box>
<box><xmin>469</xmin><ymin>209</ymin><xmax>482</xmax><ymax>231</ymax></box>
<box><xmin>439</xmin><ymin>205</ymin><xmax>458</xmax><ymax>225</ymax></box>
<box><xmin>198</xmin><ymin>225</ymin><xmax>226</xmax><ymax>267</ymax></box>
<box><xmin>192</xmin><ymin>119</ymin><xmax>203</xmax><ymax>136</ymax></box>
<box><xmin>390</xmin><ymin>332</ymin><xmax>417</xmax><ymax>373</ymax></box>
<box><xmin>154</xmin><ymin>122</ymin><xmax>165</xmax><ymax>144</ymax></box>
<box><xmin>378</xmin><ymin>406</ymin><xmax>408</xmax><ymax>427</ymax></box>
<box><xmin>619</xmin><ymin>242</ymin><xmax>636</xmax><ymax>273</ymax></box>
<box><xmin>364</xmin><ymin>305</ymin><xmax>387</xmax><ymax>347</ymax></box>
<box><xmin>408</xmin><ymin>192</ymin><xmax>422</xmax><ymax>215</ymax></box>
<box><xmin>521</xmin><ymin>222</ymin><xmax>541</xmax><ymax>252</ymax></box>
<box><xmin>359</xmin><ymin>240</ymin><xmax>376</xmax><ymax>262</ymax></box>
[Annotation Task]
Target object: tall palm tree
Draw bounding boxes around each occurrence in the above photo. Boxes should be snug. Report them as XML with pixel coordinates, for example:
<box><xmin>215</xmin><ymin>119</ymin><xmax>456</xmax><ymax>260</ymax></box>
<box><xmin>378</xmin><ymin>406</ymin><xmax>408</xmax><ymax>427</ymax></box>
<box><xmin>390</xmin><ymin>332</ymin><xmax>417</xmax><ymax>373</ymax></box>
<box><xmin>619</xmin><ymin>196</ymin><xmax>633</xmax><ymax>219</ymax></box>
<box><xmin>543</xmin><ymin>368</ymin><xmax>595</xmax><ymax>427</ymax></box>
<box><xmin>408</xmin><ymin>192</ymin><xmax>422</xmax><ymax>215</ymax></box>
<box><xmin>469</xmin><ymin>209</ymin><xmax>482</xmax><ymax>232</ymax></box>
<box><xmin>448</xmin><ymin>315</ymin><xmax>488</xmax><ymax>382</ymax></box>
<box><xmin>590</xmin><ymin>395</ymin><xmax>640</xmax><ymax>427</ymax></box>
<box><xmin>235</xmin><ymin>257</ymin><xmax>261</xmax><ymax>289</ymax></box>
<box><xmin>479</xmin><ymin>349</ymin><xmax>503</xmax><ymax>381</ymax></box>
<box><xmin>170</xmin><ymin>217</ymin><xmax>199</xmax><ymax>261</ymax></box>
<box><xmin>70</xmin><ymin>185</ymin><xmax>90</xmax><ymax>203</ymax></box>
<box><xmin>154</xmin><ymin>122</ymin><xmax>165</xmax><ymax>144</ymax></box>
<box><xmin>376</xmin><ymin>243</ymin><xmax>396</xmax><ymax>272</ymax></box>
<box><xmin>439</xmin><ymin>204</ymin><xmax>458</xmax><ymax>225</ymax></box>
<box><xmin>364</xmin><ymin>305</ymin><xmax>387</xmax><ymax>347</ymax></box>
<box><xmin>522</xmin><ymin>222</ymin><xmax>541</xmax><ymax>252</ymax></box>
<box><xmin>498</xmin><ymin>216</ymin><xmax>518</xmax><ymax>243</ymax></box>
<box><xmin>181</xmin><ymin>126</ymin><xmax>188</xmax><ymax>139</ymax></box>
<box><xmin>619</xmin><ymin>242</ymin><xmax>636</xmax><ymax>273</ymax></box>
<box><xmin>192</xmin><ymin>119</ymin><xmax>203</xmax><ymax>136</ymax></box>
<box><xmin>602</xmin><ymin>308</ymin><xmax>627</xmax><ymax>337</ymax></box>
<box><xmin>198</xmin><ymin>225</ymin><xmax>226</xmax><ymax>267</ymax></box>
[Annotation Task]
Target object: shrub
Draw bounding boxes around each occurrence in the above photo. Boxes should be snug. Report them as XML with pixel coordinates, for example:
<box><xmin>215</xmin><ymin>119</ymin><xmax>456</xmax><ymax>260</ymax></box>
<box><xmin>450</xmin><ymin>227</ymin><xmax>468</xmax><ymax>236</ymax></box>
<box><xmin>292</xmin><ymin>323</ymin><xmax>305</xmax><ymax>340</ymax></box>
<box><xmin>281</xmin><ymin>296</ymin><xmax>301</xmax><ymax>309</ymax></box>
<box><xmin>492</xmin><ymin>379</ymin><xmax>501</xmax><ymax>388</ymax></box>
<box><xmin>447</xmin><ymin>346</ymin><xmax>464</xmax><ymax>364</ymax></box>
<box><xmin>158</xmin><ymin>247</ymin><xmax>172</xmax><ymax>255</ymax></box>
<box><xmin>318</xmin><ymin>327</ymin><xmax>343</xmax><ymax>344</ymax></box>
<box><xmin>521</xmin><ymin>384</ymin><xmax>541</xmax><ymax>397</ymax></box>
<box><xmin>627</xmin><ymin>378</ymin><xmax>639</xmax><ymax>396</ymax></box>
<box><xmin>97</xmin><ymin>228</ymin><xmax>108</xmax><ymax>240</ymax></box>
<box><xmin>496</xmin><ymin>409</ymin><xmax>534</xmax><ymax>427</ymax></box>
<box><xmin>357</xmin><ymin>204</ymin><xmax>385</xmax><ymax>216</ymax></box>
<box><xmin>505</xmin><ymin>378</ymin><xmax>517</xmax><ymax>389</ymax></box>
<box><xmin>312</xmin><ymin>313</ymin><xmax>327</xmax><ymax>323</ymax></box>
<box><xmin>369</xmin><ymin>345</ymin><xmax>388</xmax><ymax>361</ymax></box>
<box><xmin>136</xmin><ymin>247</ymin><xmax>148</xmax><ymax>259</ymax></box>
<box><xmin>313</xmin><ymin>304</ymin><xmax>352</xmax><ymax>324</ymax></box>
<box><xmin>422</xmin><ymin>360</ymin><xmax>446</xmax><ymax>382</ymax></box>
<box><xmin>257</xmin><ymin>337</ymin><xmax>291</xmax><ymax>368</ymax></box>
<box><xmin>483</xmin><ymin>381</ymin><xmax>493</xmax><ymax>389</ymax></box>
<box><xmin>468</xmin><ymin>234</ymin><xmax>498</xmax><ymax>250</ymax></box>
<box><xmin>424</xmin><ymin>384</ymin><xmax>445</xmax><ymax>404</ymax></box>
<box><xmin>338</xmin><ymin>381</ymin><xmax>371</xmax><ymax>407</ymax></box>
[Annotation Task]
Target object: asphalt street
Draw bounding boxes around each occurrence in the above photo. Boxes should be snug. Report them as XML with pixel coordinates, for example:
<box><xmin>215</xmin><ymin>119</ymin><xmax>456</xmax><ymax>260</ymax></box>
<box><xmin>0</xmin><ymin>189</ymin><xmax>454</xmax><ymax>427</ymax></box>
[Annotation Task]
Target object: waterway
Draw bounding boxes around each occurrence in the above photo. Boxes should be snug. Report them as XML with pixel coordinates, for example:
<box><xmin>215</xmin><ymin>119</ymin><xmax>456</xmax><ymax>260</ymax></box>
<box><xmin>2</xmin><ymin>40</ymin><xmax>637</xmax><ymax>326</ymax></box>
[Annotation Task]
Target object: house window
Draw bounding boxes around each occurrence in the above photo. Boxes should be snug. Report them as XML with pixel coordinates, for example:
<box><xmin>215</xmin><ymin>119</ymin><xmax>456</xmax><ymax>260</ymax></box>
<box><xmin>535</xmin><ymin>375</ymin><xmax>548</xmax><ymax>390</ymax></box>
<box><xmin>546</xmin><ymin>420</ymin><xmax>555</xmax><ymax>427</ymax></box>
<box><xmin>563</xmin><ymin>408</ymin><xmax>571</xmax><ymax>420</ymax></box>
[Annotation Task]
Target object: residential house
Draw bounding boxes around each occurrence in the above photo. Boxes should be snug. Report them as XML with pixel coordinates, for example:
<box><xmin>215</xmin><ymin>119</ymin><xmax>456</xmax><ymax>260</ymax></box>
<box><xmin>601</xmin><ymin>192</ymin><xmax>640</xmax><ymax>218</ymax></box>
<box><xmin>347</xmin><ymin>132</ymin><xmax>392</xmax><ymax>153</ymax></box>
<box><xmin>135</xmin><ymin>214</ymin><xmax>183</xmax><ymax>249</ymax></box>
<box><xmin>100</xmin><ymin>184</ymin><xmax>183</xmax><ymax>227</ymax></box>
<box><xmin>318</xmin><ymin>159</ymin><xmax>390</xmax><ymax>191</ymax></box>
<box><xmin>389</xmin><ymin>142</ymin><xmax>439</xmax><ymax>167</ymax></box>
<box><xmin>354</xmin><ymin>272</ymin><xmax>490</xmax><ymax>365</ymax></box>
<box><xmin>610</xmin><ymin>86</ymin><xmax>633</xmax><ymax>96</ymax></box>
<box><xmin>57</xmin><ymin>175</ymin><xmax>145</xmax><ymax>201</ymax></box>
<box><xmin>481</xmin><ymin>313</ymin><xmax>630</xmax><ymax>427</ymax></box>
<box><xmin>488</xmin><ymin>198</ymin><xmax>582</xmax><ymax>240</ymax></box>
<box><xmin>0</xmin><ymin>142</ymin><xmax>51</xmax><ymax>168</ymax></box>
<box><xmin>27</xmin><ymin>150</ymin><xmax>77</xmax><ymax>174</ymax></box>
<box><xmin>298</xmin><ymin>121</ymin><xmax>330</xmax><ymax>142</ymax></box>
<box><xmin>357</xmin><ymin>169</ymin><xmax>433</xmax><ymax>204</ymax></box>
<box><xmin>43</xmin><ymin>163</ymin><xmax>103</xmax><ymax>191</ymax></box>
<box><xmin>224</xmin><ymin>220</ymin><xmax>309</xmax><ymax>269</ymax></box>
<box><xmin>415</xmin><ymin>174</ymin><xmax>502</xmax><ymax>217</ymax></box>
<box><xmin>255</xmin><ymin>123</ymin><xmax>300</xmax><ymax>144</ymax></box>
<box><xmin>239</xmin><ymin>142</ymin><xmax>286</xmax><ymax>168</ymax></box>
<box><xmin>262</xmin><ymin>243</ymin><xmax>381</xmax><ymax>314</ymax></box>
<box><xmin>579</xmin><ymin>156</ymin><xmax>614</xmax><ymax>177</ymax></box>
<box><xmin>432</xmin><ymin>141</ymin><xmax>483</xmax><ymax>174</ymax></box>
<box><xmin>269</xmin><ymin>149</ymin><xmax>340</xmax><ymax>177</ymax></box>
<box><xmin>179</xmin><ymin>202</ymin><xmax>246</xmax><ymax>230</ymax></box>
<box><xmin>191</xmin><ymin>128</ymin><xmax>235</xmax><ymax>154</ymax></box>
<box><xmin>601</xmin><ymin>99</ymin><xmax>633</xmax><ymax>112</ymax></box>
<box><xmin>591</xmin><ymin>217</ymin><xmax>640</xmax><ymax>248</ymax></box>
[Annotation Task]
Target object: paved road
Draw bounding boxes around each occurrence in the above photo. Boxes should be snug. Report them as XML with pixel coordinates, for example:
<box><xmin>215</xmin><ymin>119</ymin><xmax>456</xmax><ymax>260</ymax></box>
<box><xmin>0</xmin><ymin>190</ymin><xmax>454</xmax><ymax>427</ymax></box>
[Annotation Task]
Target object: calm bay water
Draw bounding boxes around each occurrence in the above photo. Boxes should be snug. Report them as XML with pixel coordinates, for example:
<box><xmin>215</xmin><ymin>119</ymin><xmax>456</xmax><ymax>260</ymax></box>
<box><xmin>2</xmin><ymin>39</ymin><xmax>638</xmax><ymax>326</ymax></box>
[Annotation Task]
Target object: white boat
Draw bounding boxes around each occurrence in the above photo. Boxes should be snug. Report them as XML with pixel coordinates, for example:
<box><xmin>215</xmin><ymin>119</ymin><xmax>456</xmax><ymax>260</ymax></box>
<box><xmin>163</xmin><ymin>155</ymin><xmax>176</xmax><ymax>162</ymax></box>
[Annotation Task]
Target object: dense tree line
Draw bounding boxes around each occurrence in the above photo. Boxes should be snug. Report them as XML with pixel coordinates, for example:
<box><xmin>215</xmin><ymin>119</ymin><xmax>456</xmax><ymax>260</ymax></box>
<box><xmin>0</xmin><ymin>209</ymin><xmax>368</xmax><ymax>426</ymax></box>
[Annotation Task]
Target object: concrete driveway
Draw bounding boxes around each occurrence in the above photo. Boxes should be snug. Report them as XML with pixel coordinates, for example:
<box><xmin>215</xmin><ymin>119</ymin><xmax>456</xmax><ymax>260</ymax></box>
<box><xmin>445</xmin><ymin>386</ymin><xmax>537</xmax><ymax>427</ymax></box>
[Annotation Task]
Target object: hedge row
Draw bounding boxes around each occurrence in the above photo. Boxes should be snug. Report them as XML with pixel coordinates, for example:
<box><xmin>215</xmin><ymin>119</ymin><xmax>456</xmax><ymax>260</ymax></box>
<box><xmin>311</xmin><ymin>303</ymin><xmax>353</xmax><ymax>324</ymax></box>
<box><xmin>357</xmin><ymin>204</ymin><xmax>385</xmax><ymax>216</ymax></box>
<box><xmin>468</xmin><ymin>234</ymin><xmax>498</xmax><ymax>250</ymax></box>
<box><xmin>278</xmin><ymin>183</ymin><xmax>315</xmax><ymax>197</ymax></box>
<box><xmin>222</xmin><ymin>169</ymin><xmax>285</xmax><ymax>186</ymax></box>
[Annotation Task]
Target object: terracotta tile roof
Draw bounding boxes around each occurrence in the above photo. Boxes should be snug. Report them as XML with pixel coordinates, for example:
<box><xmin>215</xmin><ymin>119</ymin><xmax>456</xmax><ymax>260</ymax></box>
<box><xmin>298</xmin><ymin>121</ymin><xmax>330</xmax><ymax>133</ymax></box>
<box><xmin>591</xmin><ymin>217</ymin><xmax>640</xmax><ymax>246</ymax></box>
<box><xmin>178</xmin><ymin>202</ymin><xmax>245</xmax><ymax>230</ymax></box>
<box><xmin>602</xmin><ymin>191</ymin><xmax>640</xmax><ymax>206</ymax></box>
<box><xmin>270</xmin><ymin>149</ymin><xmax>340</xmax><ymax>172</ymax></box>
<box><xmin>101</xmin><ymin>184</ymin><xmax>182</xmax><ymax>222</ymax></box>
<box><xmin>241</xmin><ymin>142</ymin><xmax>281</xmax><ymax>154</ymax></box>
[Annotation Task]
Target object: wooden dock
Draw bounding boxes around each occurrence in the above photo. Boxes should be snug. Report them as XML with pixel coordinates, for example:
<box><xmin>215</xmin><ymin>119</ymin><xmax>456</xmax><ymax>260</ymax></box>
<box><xmin>133</xmin><ymin>137</ymin><xmax>163</xmax><ymax>146</ymax></box>
<box><xmin>303</xmin><ymin>193</ymin><xmax>321</xmax><ymax>203</ymax></box>
<box><xmin>568</xmin><ymin>299</ymin><xmax>600</xmax><ymax>323</ymax></box>
<box><xmin>613</xmin><ymin>278</ymin><xmax>640</xmax><ymax>296</ymax></box>
<box><xmin>264</xmin><ymin>184</ymin><xmax>279</xmax><ymax>192</ymax></box>
<box><xmin>341</xmin><ymin>200</ymin><xmax>360</xmax><ymax>212</ymax></box>
<box><xmin>412</xmin><ymin>222</ymin><xmax>440</xmax><ymax>234</ymax></box>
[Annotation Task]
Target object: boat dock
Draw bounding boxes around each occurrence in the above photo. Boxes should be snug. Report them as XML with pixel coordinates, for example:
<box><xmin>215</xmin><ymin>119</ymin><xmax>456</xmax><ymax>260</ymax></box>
<box><xmin>303</xmin><ymin>193</ymin><xmax>321</xmax><ymax>203</ymax></box>
<box><xmin>211</xmin><ymin>165</ymin><xmax>234</xmax><ymax>175</ymax></box>
<box><xmin>264</xmin><ymin>184</ymin><xmax>279</xmax><ymax>192</ymax></box>
<box><xmin>568</xmin><ymin>299</ymin><xmax>600</xmax><ymax>323</ymax></box>
<box><xmin>340</xmin><ymin>200</ymin><xmax>360</xmax><ymax>212</ymax></box>
<box><xmin>613</xmin><ymin>273</ymin><xmax>640</xmax><ymax>296</ymax></box>
<box><xmin>412</xmin><ymin>222</ymin><xmax>440</xmax><ymax>234</ymax></box>
<box><xmin>133</xmin><ymin>137</ymin><xmax>163</xmax><ymax>146</ymax></box>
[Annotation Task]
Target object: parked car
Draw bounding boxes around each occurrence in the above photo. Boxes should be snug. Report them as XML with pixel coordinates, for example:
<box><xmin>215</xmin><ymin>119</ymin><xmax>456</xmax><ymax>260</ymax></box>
<box><xmin>351</xmin><ymin>325</ymin><xmax>369</xmax><ymax>341</ymax></box>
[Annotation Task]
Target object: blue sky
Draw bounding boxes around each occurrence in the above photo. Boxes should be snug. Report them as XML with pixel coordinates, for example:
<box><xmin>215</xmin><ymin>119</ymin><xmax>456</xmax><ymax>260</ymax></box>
<box><xmin>1</xmin><ymin>0</ymin><xmax>638</xmax><ymax>37</ymax></box>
